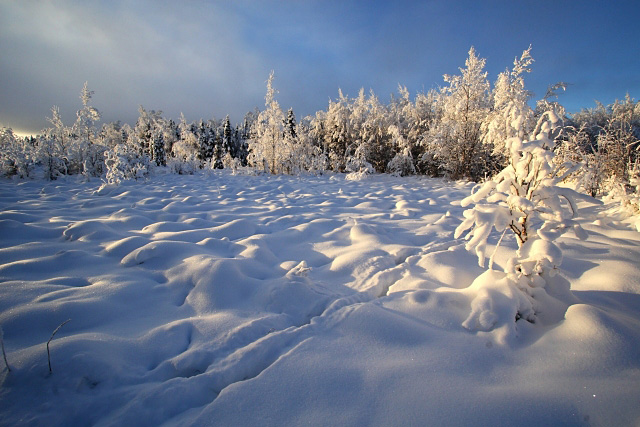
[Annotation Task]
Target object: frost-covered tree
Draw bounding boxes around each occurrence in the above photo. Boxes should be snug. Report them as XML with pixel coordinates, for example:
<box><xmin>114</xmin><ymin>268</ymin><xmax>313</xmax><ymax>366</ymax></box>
<box><xmin>482</xmin><ymin>46</ymin><xmax>535</xmax><ymax>169</ymax></box>
<box><xmin>567</xmin><ymin>96</ymin><xmax>640</xmax><ymax>201</ymax></box>
<box><xmin>43</xmin><ymin>105</ymin><xmax>72</xmax><ymax>174</ymax></box>
<box><xmin>360</xmin><ymin>90</ymin><xmax>392</xmax><ymax>172</ymax></box>
<box><xmin>248</xmin><ymin>71</ymin><xmax>286</xmax><ymax>174</ymax></box>
<box><xmin>555</xmin><ymin>126</ymin><xmax>605</xmax><ymax>197</ymax></box>
<box><xmin>412</xmin><ymin>89</ymin><xmax>439</xmax><ymax>175</ymax></box>
<box><xmin>163</xmin><ymin>119</ymin><xmax>180</xmax><ymax>158</ymax></box>
<box><xmin>99</xmin><ymin>121</ymin><xmax>127</xmax><ymax>148</ymax></box>
<box><xmin>130</xmin><ymin>106</ymin><xmax>154</xmax><ymax>157</ymax></box>
<box><xmin>151</xmin><ymin>127</ymin><xmax>166</xmax><ymax>166</ymax></box>
<box><xmin>47</xmin><ymin>106</ymin><xmax>70</xmax><ymax>154</ymax></box>
<box><xmin>320</xmin><ymin>90</ymin><xmax>348</xmax><ymax>171</ymax></box>
<box><xmin>535</xmin><ymin>82</ymin><xmax>568</xmax><ymax>123</ymax></box>
<box><xmin>455</xmin><ymin>109</ymin><xmax>595</xmax><ymax>328</ymax></box>
<box><xmin>195</xmin><ymin>119</ymin><xmax>216</xmax><ymax>164</ymax></box>
<box><xmin>598</xmin><ymin>96</ymin><xmax>639</xmax><ymax>181</ymax></box>
<box><xmin>103</xmin><ymin>144</ymin><xmax>150</xmax><ymax>185</ymax></box>
<box><xmin>73</xmin><ymin>82</ymin><xmax>101</xmax><ymax>144</ymax></box>
<box><xmin>386</xmin><ymin>125</ymin><xmax>416</xmax><ymax>176</ymax></box>
<box><xmin>388</xmin><ymin>85</ymin><xmax>412</xmax><ymax>137</ymax></box>
<box><xmin>568</xmin><ymin>101</ymin><xmax>609</xmax><ymax>148</ymax></box>
<box><xmin>388</xmin><ymin>85</ymin><xmax>428</xmax><ymax>174</ymax></box>
<box><xmin>294</xmin><ymin>121</ymin><xmax>327</xmax><ymax>174</ymax></box>
<box><xmin>222</xmin><ymin>115</ymin><xmax>233</xmax><ymax>158</ymax></box>
<box><xmin>73</xmin><ymin>82</ymin><xmax>104</xmax><ymax>176</ymax></box>
<box><xmin>0</xmin><ymin>127</ymin><xmax>34</xmax><ymax>178</ymax></box>
<box><xmin>340</xmin><ymin>88</ymin><xmax>393</xmax><ymax>175</ymax></box>
<box><xmin>128</xmin><ymin>106</ymin><xmax>170</xmax><ymax>170</ymax></box>
<box><xmin>168</xmin><ymin>113</ymin><xmax>200</xmax><ymax>174</ymax></box>
<box><xmin>427</xmin><ymin>47</ymin><xmax>492</xmax><ymax>180</ymax></box>
<box><xmin>35</xmin><ymin>133</ymin><xmax>66</xmax><ymax>180</ymax></box>
<box><xmin>280</xmin><ymin>108</ymin><xmax>298</xmax><ymax>174</ymax></box>
<box><xmin>285</xmin><ymin>108</ymin><xmax>297</xmax><ymax>140</ymax></box>
<box><xmin>63</xmin><ymin>82</ymin><xmax>104</xmax><ymax>176</ymax></box>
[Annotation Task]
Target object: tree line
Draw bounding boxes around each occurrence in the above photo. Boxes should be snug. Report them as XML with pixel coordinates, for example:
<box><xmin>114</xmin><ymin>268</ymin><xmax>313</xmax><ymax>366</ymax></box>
<box><xmin>1</xmin><ymin>47</ymin><xmax>638</xmax><ymax>209</ymax></box>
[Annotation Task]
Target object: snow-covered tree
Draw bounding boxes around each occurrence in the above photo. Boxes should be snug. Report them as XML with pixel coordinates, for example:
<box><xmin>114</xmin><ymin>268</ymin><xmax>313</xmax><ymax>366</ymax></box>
<box><xmin>285</xmin><ymin>108</ymin><xmax>297</xmax><ymax>140</ymax></box>
<box><xmin>598</xmin><ymin>96</ymin><xmax>639</xmax><ymax>181</ymax></box>
<box><xmin>57</xmin><ymin>82</ymin><xmax>104</xmax><ymax>177</ymax></box>
<box><xmin>222</xmin><ymin>115</ymin><xmax>233</xmax><ymax>158</ymax></box>
<box><xmin>42</xmin><ymin>105</ymin><xmax>72</xmax><ymax>175</ymax></box>
<box><xmin>163</xmin><ymin>119</ymin><xmax>180</xmax><ymax>158</ymax></box>
<box><xmin>248</xmin><ymin>71</ymin><xmax>286</xmax><ymax>174</ymax></box>
<box><xmin>168</xmin><ymin>113</ymin><xmax>200</xmax><ymax>174</ymax></box>
<box><xmin>554</xmin><ymin>126</ymin><xmax>605</xmax><ymax>197</ymax></box>
<box><xmin>455</xmin><ymin>109</ymin><xmax>595</xmax><ymax>328</ymax></box>
<box><xmin>196</xmin><ymin>120</ymin><xmax>216</xmax><ymax>163</ymax></box>
<box><xmin>482</xmin><ymin>46</ymin><xmax>535</xmax><ymax>169</ymax></box>
<box><xmin>294</xmin><ymin>121</ymin><xmax>327</xmax><ymax>174</ymax></box>
<box><xmin>386</xmin><ymin>125</ymin><xmax>416</xmax><ymax>176</ymax></box>
<box><xmin>99</xmin><ymin>121</ymin><xmax>127</xmax><ymax>149</ymax></box>
<box><xmin>427</xmin><ymin>47</ymin><xmax>492</xmax><ymax>180</ymax></box>
<box><xmin>47</xmin><ymin>106</ymin><xmax>70</xmax><ymax>154</ymax></box>
<box><xmin>150</xmin><ymin>127</ymin><xmax>166</xmax><ymax>166</ymax></box>
<box><xmin>323</xmin><ymin>89</ymin><xmax>352</xmax><ymax>172</ymax></box>
<box><xmin>535</xmin><ymin>82</ymin><xmax>568</xmax><ymax>122</ymax></box>
<box><xmin>360</xmin><ymin>90</ymin><xmax>392</xmax><ymax>172</ymax></box>
<box><xmin>129</xmin><ymin>107</ymin><xmax>152</xmax><ymax>157</ymax></box>
<box><xmin>35</xmin><ymin>133</ymin><xmax>67</xmax><ymax>180</ymax></box>
<box><xmin>567</xmin><ymin>96</ymin><xmax>640</xmax><ymax>203</ymax></box>
<box><xmin>0</xmin><ymin>128</ymin><xmax>34</xmax><ymax>178</ymax></box>
<box><xmin>388</xmin><ymin>85</ymin><xmax>428</xmax><ymax>174</ymax></box>
<box><xmin>73</xmin><ymin>82</ymin><xmax>101</xmax><ymax>144</ymax></box>
<box><xmin>280</xmin><ymin>108</ymin><xmax>299</xmax><ymax>174</ymax></box>
<box><xmin>412</xmin><ymin>89</ymin><xmax>439</xmax><ymax>175</ymax></box>
<box><xmin>103</xmin><ymin>143</ymin><xmax>150</xmax><ymax>185</ymax></box>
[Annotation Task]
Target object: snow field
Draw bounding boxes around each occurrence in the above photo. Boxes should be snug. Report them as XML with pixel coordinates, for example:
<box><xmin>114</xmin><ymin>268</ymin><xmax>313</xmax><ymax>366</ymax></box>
<box><xmin>0</xmin><ymin>172</ymin><xmax>639</xmax><ymax>426</ymax></box>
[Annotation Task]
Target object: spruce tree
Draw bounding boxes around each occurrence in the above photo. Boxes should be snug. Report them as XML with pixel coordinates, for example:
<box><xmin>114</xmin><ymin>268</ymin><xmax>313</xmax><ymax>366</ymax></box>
<box><xmin>285</xmin><ymin>108</ymin><xmax>297</xmax><ymax>139</ymax></box>
<box><xmin>151</xmin><ymin>128</ymin><xmax>166</xmax><ymax>166</ymax></box>
<box><xmin>223</xmin><ymin>115</ymin><xmax>233</xmax><ymax>158</ymax></box>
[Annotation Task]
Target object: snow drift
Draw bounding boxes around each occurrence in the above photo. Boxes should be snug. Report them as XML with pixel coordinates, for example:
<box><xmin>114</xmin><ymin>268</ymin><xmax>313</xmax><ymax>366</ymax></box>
<box><xmin>1</xmin><ymin>172</ymin><xmax>639</xmax><ymax>426</ymax></box>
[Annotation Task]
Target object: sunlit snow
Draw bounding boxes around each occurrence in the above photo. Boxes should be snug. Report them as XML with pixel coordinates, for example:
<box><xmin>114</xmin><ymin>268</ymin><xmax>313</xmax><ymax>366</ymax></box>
<box><xmin>1</xmin><ymin>171</ymin><xmax>639</xmax><ymax>426</ymax></box>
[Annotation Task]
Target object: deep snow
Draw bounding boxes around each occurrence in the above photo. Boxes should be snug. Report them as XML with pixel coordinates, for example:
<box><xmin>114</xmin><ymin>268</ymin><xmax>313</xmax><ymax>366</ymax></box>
<box><xmin>0</xmin><ymin>171</ymin><xmax>639</xmax><ymax>426</ymax></box>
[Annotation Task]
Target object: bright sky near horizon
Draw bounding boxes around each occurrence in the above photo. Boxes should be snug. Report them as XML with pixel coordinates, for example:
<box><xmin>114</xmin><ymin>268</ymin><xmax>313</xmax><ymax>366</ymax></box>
<box><xmin>1</xmin><ymin>0</ymin><xmax>639</xmax><ymax>136</ymax></box>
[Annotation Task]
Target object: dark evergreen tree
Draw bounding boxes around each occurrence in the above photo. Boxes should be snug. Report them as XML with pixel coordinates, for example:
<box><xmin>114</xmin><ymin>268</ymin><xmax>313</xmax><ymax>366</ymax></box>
<box><xmin>234</xmin><ymin>125</ymin><xmax>249</xmax><ymax>165</ymax></box>
<box><xmin>151</xmin><ymin>128</ymin><xmax>166</xmax><ymax>166</ymax></box>
<box><xmin>133</xmin><ymin>106</ymin><xmax>153</xmax><ymax>156</ymax></box>
<box><xmin>197</xmin><ymin>120</ymin><xmax>215</xmax><ymax>162</ymax></box>
<box><xmin>165</xmin><ymin>119</ymin><xmax>179</xmax><ymax>157</ymax></box>
<box><xmin>212</xmin><ymin>126</ymin><xmax>224</xmax><ymax>169</ymax></box>
<box><xmin>223</xmin><ymin>115</ymin><xmax>233</xmax><ymax>156</ymax></box>
<box><xmin>285</xmin><ymin>108</ymin><xmax>297</xmax><ymax>139</ymax></box>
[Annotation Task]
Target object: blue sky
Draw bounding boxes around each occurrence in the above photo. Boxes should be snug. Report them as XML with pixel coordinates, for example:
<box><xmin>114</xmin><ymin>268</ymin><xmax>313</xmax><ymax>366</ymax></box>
<box><xmin>1</xmin><ymin>0</ymin><xmax>639</xmax><ymax>135</ymax></box>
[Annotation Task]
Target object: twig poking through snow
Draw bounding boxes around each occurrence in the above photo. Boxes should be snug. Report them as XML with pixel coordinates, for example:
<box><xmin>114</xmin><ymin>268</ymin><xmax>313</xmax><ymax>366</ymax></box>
<box><xmin>47</xmin><ymin>319</ymin><xmax>71</xmax><ymax>373</ymax></box>
<box><xmin>1</xmin><ymin>326</ymin><xmax>10</xmax><ymax>372</ymax></box>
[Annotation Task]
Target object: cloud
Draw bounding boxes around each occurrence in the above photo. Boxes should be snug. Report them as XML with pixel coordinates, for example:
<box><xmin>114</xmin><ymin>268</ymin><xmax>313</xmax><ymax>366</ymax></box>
<box><xmin>0</xmin><ymin>1</ymin><xmax>268</xmax><ymax>132</ymax></box>
<box><xmin>1</xmin><ymin>0</ymin><xmax>639</xmax><ymax>135</ymax></box>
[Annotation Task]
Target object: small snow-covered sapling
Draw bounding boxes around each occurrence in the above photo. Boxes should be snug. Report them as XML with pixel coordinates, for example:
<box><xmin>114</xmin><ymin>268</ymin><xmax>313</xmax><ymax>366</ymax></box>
<box><xmin>455</xmin><ymin>109</ymin><xmax>594</xmax><ymax>326</ymax></box>
<box><xmin>455</xmin><ymin>109</ymin><xmax>589</xmax><ymax>271</ymax></box>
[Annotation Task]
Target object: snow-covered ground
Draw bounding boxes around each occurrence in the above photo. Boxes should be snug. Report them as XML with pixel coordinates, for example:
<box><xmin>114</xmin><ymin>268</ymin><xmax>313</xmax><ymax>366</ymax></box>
<box><xmin>1</xmin><ymin>172</ymin><xmax>639</xmax><ymax>426</ymax></box>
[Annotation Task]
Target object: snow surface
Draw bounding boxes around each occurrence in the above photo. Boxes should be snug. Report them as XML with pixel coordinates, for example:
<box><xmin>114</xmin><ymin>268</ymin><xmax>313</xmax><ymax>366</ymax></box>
<box><xmin>1</xmin><ymin>171</ymin><xmax>639</xmax><ymax>426</ymax></box>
